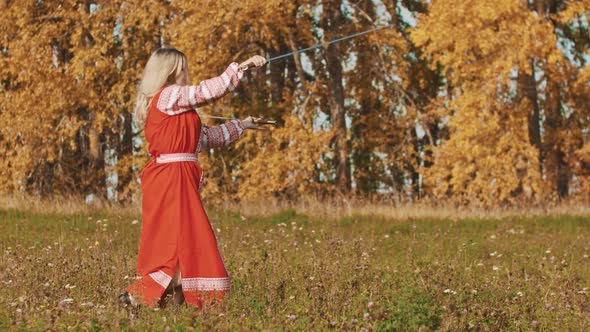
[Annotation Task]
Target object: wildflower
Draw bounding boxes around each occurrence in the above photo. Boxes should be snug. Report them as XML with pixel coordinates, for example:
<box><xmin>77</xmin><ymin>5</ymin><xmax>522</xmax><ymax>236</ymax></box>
<box><xmin>286</xmin><ymin>314</ymin><xmax>297</xmax><ymax>320</ymax></box>
<box><xmin>367</xmin><ymin>301</ymin><xmax>374</xmax><ymax>310</ymax></box>
<box><xmin>59</xmin><ymin>298</ymin><xmax>74</xmax><ymax>306</ymax></box>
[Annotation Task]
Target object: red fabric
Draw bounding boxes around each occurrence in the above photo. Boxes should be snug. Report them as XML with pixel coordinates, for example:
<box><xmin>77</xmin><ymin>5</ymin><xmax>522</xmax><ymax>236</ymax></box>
<box><xmin>126</xmin><ymin>63</ymin><xmax>244</xmax><ymax>309</ymax></box>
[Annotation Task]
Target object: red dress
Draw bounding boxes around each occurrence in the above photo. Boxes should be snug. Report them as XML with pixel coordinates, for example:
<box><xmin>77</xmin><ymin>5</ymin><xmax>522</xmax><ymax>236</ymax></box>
<box><xmin>126</xmin><ymin>63</ymin><xmax>245</xmax><ymax>309</ymax></box>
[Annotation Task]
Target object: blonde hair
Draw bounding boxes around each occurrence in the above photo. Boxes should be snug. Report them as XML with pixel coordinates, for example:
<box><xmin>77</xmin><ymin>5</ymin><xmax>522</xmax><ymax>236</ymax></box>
<box><xmin>133</xmin><ymin>48</ymin><xmax>190</xmax><ymax>127</ymax></box>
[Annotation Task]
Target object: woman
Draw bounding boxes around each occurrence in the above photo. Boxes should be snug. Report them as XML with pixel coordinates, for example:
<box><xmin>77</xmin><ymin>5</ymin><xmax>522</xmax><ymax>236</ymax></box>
<box><xmin>119</xmin><ymin>48</ymin><xmax>267</xmax><ymax>310</ymax></box>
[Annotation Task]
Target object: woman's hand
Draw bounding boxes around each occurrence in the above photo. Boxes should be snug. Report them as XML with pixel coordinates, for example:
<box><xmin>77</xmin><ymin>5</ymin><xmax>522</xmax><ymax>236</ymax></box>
<box><xmin>239</xmin><ymin>55</ymin><xmax>267</xmax><ymax>71</ymax></box>
<box><xmin>242</xmin><ymin>116</ymin><xmax>275</xmax><ymax>131</ymax></box>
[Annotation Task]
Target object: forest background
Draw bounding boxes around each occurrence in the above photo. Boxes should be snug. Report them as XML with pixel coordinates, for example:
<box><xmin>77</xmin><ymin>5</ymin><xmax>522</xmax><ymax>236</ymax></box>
<box><xmin>1</xmin><ymin>0</ymin><xmax>589</xmax><ymax>207</ymax></box>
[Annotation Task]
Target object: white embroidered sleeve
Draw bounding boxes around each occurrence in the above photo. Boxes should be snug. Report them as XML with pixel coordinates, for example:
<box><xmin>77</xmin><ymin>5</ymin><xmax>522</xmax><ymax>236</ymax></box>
<box><xmin>156</xmin><ymin>62</ymin><xmax>244</xmax><ymax>115</ymax></box>
<box><xmin>196</xmin><ymin>120</ymin><xmax>245</xmax><ymax>153</ymax></box>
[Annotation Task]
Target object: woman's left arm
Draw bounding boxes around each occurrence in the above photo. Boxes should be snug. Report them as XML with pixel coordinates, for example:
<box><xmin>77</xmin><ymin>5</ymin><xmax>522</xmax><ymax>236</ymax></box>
<box><xmin>196</xmin><ymin>117</ymin><xmax>265</xmax><ymax>152</ymax></box>
<box><xmin>197</xmin><ymin>120</ymin><xmax>245</xmax><ymax>152</ymax></box>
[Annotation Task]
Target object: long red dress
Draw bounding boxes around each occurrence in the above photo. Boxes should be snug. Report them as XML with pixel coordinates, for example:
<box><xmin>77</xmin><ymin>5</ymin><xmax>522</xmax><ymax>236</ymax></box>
<box><xmin>126</xmin><ymin>62</ymin><xmax>245</xmax><ymax>309</ymax></box>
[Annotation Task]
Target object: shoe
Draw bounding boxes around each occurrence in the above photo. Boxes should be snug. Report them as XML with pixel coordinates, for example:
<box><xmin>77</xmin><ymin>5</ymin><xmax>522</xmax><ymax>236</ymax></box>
<box><xmin>118</xmin><ymin>292</ymin><xmax>138</xmax><ymax>308</ymax></box>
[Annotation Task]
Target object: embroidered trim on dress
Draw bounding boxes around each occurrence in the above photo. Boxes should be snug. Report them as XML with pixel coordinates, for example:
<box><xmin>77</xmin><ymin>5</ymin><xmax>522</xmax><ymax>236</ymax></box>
<box><xmin>182</xmin><ymin>277</ymin><xmax>231</xmax><ymax>291</ymax></box>
<box><xmin>156</xmin><ymin>153</ymin><xmax>198</xmax><ymax>163</ymax></box>
<box><xmin>149</xmin><ymin>270</ymin><xmax>172</xmax><ymax>288</ymax></box>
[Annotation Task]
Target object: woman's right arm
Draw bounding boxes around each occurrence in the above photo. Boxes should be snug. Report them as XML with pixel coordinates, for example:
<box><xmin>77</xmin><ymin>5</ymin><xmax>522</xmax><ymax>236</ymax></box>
<box><xmin>155</xmin><ymin>56</ymin><xmax>267</xmax><ymax>115</ymax></box>
<box><xmin>156</xmin><ymin>63</ymin><xmax>244</xmax><ymax>115</ymax></box>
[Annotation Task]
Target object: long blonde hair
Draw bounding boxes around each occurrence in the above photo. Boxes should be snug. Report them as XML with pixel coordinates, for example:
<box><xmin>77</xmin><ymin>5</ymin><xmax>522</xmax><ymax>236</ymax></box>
<box><xmin>133</xmin><ymin>48</ymin><xmax>190</xmax><ymax>127</ymax></box>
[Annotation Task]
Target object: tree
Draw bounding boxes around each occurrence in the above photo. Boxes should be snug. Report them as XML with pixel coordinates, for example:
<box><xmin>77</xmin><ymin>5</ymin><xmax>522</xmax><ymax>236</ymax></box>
<box><xmin>411</xmin><ymin>0</ymin><xmax>590</xmax><ymax>205</ymax></box>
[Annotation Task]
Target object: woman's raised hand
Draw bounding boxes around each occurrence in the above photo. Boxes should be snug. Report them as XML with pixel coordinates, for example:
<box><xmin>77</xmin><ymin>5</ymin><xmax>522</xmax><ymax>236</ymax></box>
<box><xmin>239</xmin><ymin>55</ymin><xmax>267</xmax><ymax>71</ymax></box>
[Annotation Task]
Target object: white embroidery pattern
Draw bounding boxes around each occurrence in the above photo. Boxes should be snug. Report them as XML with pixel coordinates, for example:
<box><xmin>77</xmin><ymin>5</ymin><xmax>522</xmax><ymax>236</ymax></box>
<box><xmin>182</xmin><ymin>277</ymin><xmax>231</xmax><ymax>291</ymax></box>
<box><xmin>232</xmin><ymin>120</ymin><xmax>244</xmax><ymax>137</ymax></box>
<box><xmin>156</xmin><ymin>153</ymin><xmax>198</xmax><ymax>164</ymax></box>
<box><xmin>156</xmin><ymin>62</ymin><xmax>244</xmax><ymax>115</ymax></box>
<box><xmin>149</xmin><ymin>270</ymin><xmax>172</xmax><ymax>289</ymax></box>
<box><xmin>221</xmin><ymin>124</ymin><xmax>230</xmax><ymax>146</ymax></box>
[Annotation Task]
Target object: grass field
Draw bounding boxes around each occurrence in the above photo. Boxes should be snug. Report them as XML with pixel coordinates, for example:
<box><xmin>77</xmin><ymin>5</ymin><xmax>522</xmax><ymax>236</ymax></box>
<box><xmin>0</xmin><ymin>207</ymin><xmax>589</xmax><ymax>331</ymax></box>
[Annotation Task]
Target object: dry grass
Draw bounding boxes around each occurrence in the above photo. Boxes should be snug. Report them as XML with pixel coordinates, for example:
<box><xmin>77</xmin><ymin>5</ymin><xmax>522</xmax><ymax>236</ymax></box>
<box><xmin>1</xmin><ymin>197</ymin><xmax>589</xmax><ymax>331</ymax></box>
<box><xmin>3</xmin><ymin>194</ymin><xmax>590</xmax><ymax>220</ymax></box>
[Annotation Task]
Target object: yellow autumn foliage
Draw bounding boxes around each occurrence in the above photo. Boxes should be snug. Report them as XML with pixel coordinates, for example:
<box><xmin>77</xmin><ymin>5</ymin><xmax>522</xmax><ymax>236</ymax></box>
<box><xmin>0</xmin><ymin>0</ymin><xmax>588</xmax><ymax>206</ymax></box>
